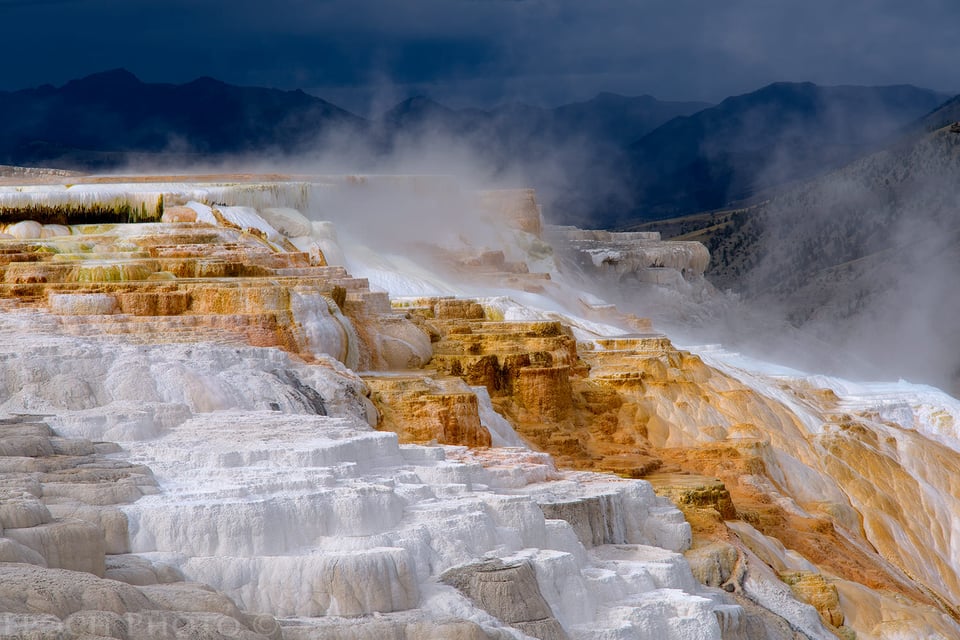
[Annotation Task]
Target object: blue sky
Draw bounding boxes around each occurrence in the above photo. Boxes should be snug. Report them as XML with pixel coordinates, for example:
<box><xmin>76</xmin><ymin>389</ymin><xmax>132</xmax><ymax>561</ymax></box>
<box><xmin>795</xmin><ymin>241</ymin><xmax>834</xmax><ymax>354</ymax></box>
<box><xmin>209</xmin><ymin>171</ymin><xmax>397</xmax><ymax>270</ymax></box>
<box><xmin>2</xmin><ymin>0</ymin><xmax>958</xmax><ymax>113</ymax></box>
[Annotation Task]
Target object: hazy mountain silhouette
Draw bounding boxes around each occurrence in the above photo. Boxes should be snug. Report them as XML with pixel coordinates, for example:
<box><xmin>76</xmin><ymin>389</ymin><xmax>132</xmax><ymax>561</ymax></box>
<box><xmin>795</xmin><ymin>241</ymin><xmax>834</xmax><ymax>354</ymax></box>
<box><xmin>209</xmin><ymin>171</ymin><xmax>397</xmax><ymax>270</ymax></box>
<box><xmin>0</xmin><ymin>70</ymin><xmax>709</xmax><ymax>216</ymax></box>
<box><xmin>623</xmin><ymin>82</ymin><xmax>950</xmax><ymax>222</ymax></box>
<box><xmin>0</xmin><ymin>70</ymin><xmax>952</xmax><ymax>230</ymax></box>
<box><xmin>375</xmin><ymin>91</ymin><xmax>714</xmax><ymax>225</ymax></box>
<box><xmin>381</xmin><ymin>91</ymin><xmax>710</xmax><ymax>146</ymax></box>
<box><xmin>0</xmin><ymin>69</ymin><xmax>366</xmax><ymax>167</ymax></box>
<box><xmin>648</xmin><ymin>117</ymin><xmax>960</xmax><ymax>389</ymax></box>
<box><xmin>915</xmin><ymin>94</ymin><xmax>960</xmax><ymax>132</ymax></box>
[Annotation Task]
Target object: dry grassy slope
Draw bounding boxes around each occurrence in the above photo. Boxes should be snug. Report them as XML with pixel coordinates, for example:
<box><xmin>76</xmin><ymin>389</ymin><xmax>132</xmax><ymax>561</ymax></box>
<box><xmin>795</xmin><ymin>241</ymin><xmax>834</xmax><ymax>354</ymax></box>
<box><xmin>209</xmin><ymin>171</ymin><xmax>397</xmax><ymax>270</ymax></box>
<box><xmin>632</xmin><ymin>122</ymin><xmax>960</xmax><ymax>389</ymax></box>
<box><xmin>916</xmin><ymin>95</ymin><xmax>960</xmax><ymax>133</ymax></box>
<box><xmin>635</xmin><ymin>122</ymin><xmax>960</xmax><ymax>296</ymax></box>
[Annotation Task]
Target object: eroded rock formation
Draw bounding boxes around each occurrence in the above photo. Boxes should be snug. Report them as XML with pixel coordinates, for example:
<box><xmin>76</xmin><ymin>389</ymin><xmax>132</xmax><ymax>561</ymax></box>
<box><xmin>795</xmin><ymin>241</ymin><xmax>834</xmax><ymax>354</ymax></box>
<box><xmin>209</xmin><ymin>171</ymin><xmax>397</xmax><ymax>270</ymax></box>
<box><xmin>0</xmin><ymin>415</ymin><xmax>283</xmax><ymax>640</ymax></box>
<box><xmin>391</xmin><ymin>288</ymin><xmax>960</xmax><ymax>637</ymax></box>
<box><xmin>0</xmin><ymin>171</ymin><xmax>956</xmax><ymax>640</ymax></box>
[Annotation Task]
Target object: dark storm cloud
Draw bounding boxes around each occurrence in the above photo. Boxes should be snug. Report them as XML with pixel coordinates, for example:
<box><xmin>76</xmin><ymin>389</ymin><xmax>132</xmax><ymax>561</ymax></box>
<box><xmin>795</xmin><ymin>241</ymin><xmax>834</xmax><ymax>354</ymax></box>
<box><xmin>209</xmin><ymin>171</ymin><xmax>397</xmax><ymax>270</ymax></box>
<box><xmin>0</xmin><ymin>0</ymin><xmax>87</xmax><ymax>6</ymax></box>
<box><xmin>2</xmin><ymin>0</ymin><xmax>957</xmax><ymax>109</ymax></box>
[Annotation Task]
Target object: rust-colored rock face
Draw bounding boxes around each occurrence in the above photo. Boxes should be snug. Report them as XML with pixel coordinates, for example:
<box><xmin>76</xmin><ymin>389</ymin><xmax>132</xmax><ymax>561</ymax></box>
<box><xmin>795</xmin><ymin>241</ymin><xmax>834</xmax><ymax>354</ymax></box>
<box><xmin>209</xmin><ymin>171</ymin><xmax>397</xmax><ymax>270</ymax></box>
<box><xmin>781</xmin><ymin>571</ymin><xmax>845</xmax><ymax>628</ymax></box>
<box><xmin>383</xmin><ymin>292</ymin><xmax>960</xmax><ymax>636</ymax></box>
<box><xmin>401</xmin><ymin>298</ymin><xmax>663</xmax><ymax>475</ymax></box>
<box><xmin>365</xmin><ymin>375</ymin><xmax>492</xmax><ymax>447</ymax></box>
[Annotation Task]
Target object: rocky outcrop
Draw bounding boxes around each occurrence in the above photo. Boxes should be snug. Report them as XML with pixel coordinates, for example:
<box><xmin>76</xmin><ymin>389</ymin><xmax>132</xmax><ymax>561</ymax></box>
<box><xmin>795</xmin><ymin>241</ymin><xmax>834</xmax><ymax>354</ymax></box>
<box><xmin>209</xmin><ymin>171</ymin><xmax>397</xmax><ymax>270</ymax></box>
<box><xmin>538</xmin><ymin>493</ymin><xmax>630</xmax><ymax>549</ymax></box>
<box><xmin>548</xmin><ymin>227</ymin><xmax>709</xmax><ymax>274</ymax></box>
<box><xmin>441</xmin><ymin>559</ymin><xmax>569</xmax><ymax>640</ymax></box>
<box><xmin>366</xmin><ymin>375</ymin><xmax>492</xmax><ymax>447</ymax></box>
<box><xmin>0</xmin><ymin>303</ymin><xmax>727</xmax><ymax>640</ymax></box>
<box><xmin>545</xmin><ymin>225</ymin><xmax>711</xmax><ymax>292</ymax></box>
<box><xmin>780</xmin><ymin>571</ymin><xmax>845</xmax><ymax>629</ymax></box>
<box><xmin>392</xmin><ymin>297</ymin><xmax>664</xmax><ymax>475</ymax></box>
<box><xmin>379</xmin><ymin>292</ymin><xmax>960</xmax><ymax>638</ymax></box>
<box><xmin>0</xmin><ymin>414</ymin><xmax>281</xmax><ymax>640</ymax></box>
<box><xmin>0</xmin><ymin>563</ymin><xmax>281</xmax><ymax>639</ymax></box>
<box><xmin>0</xmin><ymin>415</ymin><xmax>156</xmax><ymax>576</ymax></box>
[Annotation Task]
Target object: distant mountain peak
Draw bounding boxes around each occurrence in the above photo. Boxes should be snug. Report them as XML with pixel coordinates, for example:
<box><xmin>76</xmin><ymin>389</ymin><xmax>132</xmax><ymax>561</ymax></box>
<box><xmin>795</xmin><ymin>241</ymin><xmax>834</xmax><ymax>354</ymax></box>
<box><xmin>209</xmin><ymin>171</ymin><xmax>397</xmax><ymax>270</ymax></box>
<box><xmin>397</xmin><ymin>95</ymin><xmax>446</xmax><ymax>110</ymax></box>
<box><xmin>186</xmin><ymin>75</ymin><xmax>228</xmax><ymax>88</ymax></box>
<box><xmin>626</xmin><ymin>82</ymin><xmax>950</xmax><ymax>217</ymax></box>
<box><xmin>64</xmin><ymin>68</ymin><xmax>142</xmax><ymax>89</ymax></box>
<box><xmin>381</xmin><ymin>95</ymin><xmax>455</xmax><ymax>122</ymax></box>
<box><xmin>765</xmin><ymin>80</ymin><xmax>817</xmax><ymax>89</ymax></box>
<box><xmin>593</xmin><ymin>91</ymin><xmax>655</xmax><ymax>102</ymax></box>
<box><xmin>593</xmin><ymin>91</ymin><xmax>629</xmax><ymax>100</ymax></box>
<box><xmin>87</xmin><ymin>68</ymin><xmax>139</xmax><ymax>81</ymax></box>
<box><xmin>723</xmin><ymin>81</ymin><xmax>820</xmax><ymax>104</ymax></box>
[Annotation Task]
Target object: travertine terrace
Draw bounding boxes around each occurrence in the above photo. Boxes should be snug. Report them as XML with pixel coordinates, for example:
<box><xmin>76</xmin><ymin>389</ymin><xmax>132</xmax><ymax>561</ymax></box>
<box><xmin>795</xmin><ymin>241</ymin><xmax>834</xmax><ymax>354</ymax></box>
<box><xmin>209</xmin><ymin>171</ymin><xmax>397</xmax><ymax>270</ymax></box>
<box><xmin>0</xmin><ymin>170</ymin><xmax>957</xmax><ymax>639</ymax></box>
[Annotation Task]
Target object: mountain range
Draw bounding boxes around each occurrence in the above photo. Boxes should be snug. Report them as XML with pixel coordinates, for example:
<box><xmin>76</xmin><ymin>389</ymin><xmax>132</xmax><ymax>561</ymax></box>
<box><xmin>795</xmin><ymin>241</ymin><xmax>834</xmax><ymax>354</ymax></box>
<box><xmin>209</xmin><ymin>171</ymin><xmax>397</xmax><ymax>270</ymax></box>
<box><xmin>624</xmin><ymin>82</ymin><xmax>950</xmax><ymax>220</ymax></box>
<box><xmin>0</xmin><ymin>70</ymin><xmax>705</xmax><ymax>201</ymax></box>
<box><xmin>1</xmin><ymin>69</ymin><xmax>954</xmax><ymax>228</ymax></box>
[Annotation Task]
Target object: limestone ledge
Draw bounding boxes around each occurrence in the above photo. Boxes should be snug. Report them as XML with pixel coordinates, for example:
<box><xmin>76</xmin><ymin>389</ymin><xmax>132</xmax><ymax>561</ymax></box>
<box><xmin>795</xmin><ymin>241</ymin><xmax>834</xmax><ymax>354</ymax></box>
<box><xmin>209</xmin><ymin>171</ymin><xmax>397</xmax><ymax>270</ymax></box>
<box><xmin>0</xmin><ymin>217</ymin><xmax>429</xmax><ymax>371</ymax></box>
<box><xmin>0</xmin><ymin>415</ymin><xmax>282</xmax><ymax>640</ymax></box>
<box><xmin>0</xmin><ymin>311</ymin><xmax>738</xmax><ymax>640</ymax></box>
<box><xmin>366</xmin><ymin>374</ymin><xmax>493</xmax><ymax>447</ymax></box>
<box><xmin>545</xmin><ymin>224</ymin><xmax>711</xmax><ymax>277</ymax></box>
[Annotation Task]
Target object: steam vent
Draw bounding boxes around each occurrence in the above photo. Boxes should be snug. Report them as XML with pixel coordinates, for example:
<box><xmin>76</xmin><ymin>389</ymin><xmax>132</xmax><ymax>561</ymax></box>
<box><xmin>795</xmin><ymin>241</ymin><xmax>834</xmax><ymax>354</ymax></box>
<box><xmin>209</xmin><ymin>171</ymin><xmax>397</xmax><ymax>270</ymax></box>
<box><xmin>1</xmin><ymin>168</ymin><xmax>960</xmax><ymax>640</ymax></box>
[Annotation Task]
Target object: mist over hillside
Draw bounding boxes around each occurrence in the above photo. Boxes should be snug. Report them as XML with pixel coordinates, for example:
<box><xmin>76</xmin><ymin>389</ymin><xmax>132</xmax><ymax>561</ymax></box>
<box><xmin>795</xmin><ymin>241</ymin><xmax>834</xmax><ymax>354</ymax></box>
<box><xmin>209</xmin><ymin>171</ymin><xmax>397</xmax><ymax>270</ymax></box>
<box><xmin>664</xmin><ymin>120</ymin><xmax>960</xmax><ymax>392</ymax></box>
<box><xmin>1</xmin><ymin>70</ymin><xmax>952</xmax><ymax>229</ymax></box>
<box><xmin>0</xmin><ymin>69</ymin><xmax>706</xmax><ymax>226</ymax></box>
<box><xmin>621</xmin><ymin>82</ymin><xmax>950</xmax><ymax>223</ymax></box>
<box><xmin>6</xmin><ymin>69</ymin><xmax>960</xmax><ymax>394</ymax></box>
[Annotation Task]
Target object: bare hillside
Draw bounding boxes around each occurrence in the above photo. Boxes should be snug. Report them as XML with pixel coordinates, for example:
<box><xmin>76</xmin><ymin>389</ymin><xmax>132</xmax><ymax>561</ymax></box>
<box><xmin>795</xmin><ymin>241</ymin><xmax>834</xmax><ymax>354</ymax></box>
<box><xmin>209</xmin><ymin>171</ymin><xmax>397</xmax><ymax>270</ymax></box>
<box><xmin>645</xmin><ymin>123</ymin><xmax>960</xmax><ymax>389</ymax></box>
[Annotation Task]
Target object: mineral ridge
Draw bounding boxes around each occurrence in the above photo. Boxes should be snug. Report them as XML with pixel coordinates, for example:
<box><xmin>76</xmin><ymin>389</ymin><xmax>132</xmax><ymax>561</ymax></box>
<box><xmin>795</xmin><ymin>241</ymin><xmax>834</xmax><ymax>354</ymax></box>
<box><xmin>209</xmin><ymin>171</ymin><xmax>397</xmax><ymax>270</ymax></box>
<box><xmin>0</xmin><ymin>172</ymin><xmax>957</xmax><ymax>640</ymax></box>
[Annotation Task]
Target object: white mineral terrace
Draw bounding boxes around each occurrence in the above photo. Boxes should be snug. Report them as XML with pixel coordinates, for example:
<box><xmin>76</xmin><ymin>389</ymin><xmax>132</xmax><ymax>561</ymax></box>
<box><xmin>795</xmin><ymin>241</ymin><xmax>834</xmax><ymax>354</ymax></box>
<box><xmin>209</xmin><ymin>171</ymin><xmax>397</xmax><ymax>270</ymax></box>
<box><xmin>1</xmin><ymin>320</ymin><xmax>761</xmax><ymax>639</ymax></box>
<box><xmin>0</xmin><ymin>176</ymin><xmax>461</xmax><ymax>222</ymax></box>
<box><xmin>2</xmin><ymin>176</ymin><xmax>959</xmax><ymax>639</ymax></box>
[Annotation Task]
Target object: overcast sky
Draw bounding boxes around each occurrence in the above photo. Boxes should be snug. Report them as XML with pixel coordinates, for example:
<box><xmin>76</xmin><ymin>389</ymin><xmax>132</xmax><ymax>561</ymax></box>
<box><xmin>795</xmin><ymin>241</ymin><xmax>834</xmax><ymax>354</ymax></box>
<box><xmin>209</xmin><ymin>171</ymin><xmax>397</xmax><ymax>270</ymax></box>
<box><xmin>2</xmin><ymin>0</ymin><xmax>958</xmax><ymax>114</ymax></box>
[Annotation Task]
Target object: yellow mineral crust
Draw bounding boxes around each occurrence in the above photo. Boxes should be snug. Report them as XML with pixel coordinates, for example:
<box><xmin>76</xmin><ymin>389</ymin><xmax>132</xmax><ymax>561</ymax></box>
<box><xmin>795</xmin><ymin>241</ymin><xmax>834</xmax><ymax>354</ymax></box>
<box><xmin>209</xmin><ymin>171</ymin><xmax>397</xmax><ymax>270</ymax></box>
<box><xmin>780</xmin><ymin>572</ymin><xmax>845</xmax><ymax>628</ymax></box>
<box><xmin>365</xmin><ymin>375</ymin><xmax>493</xmax><ymax>447</ymax></box>
<box><xmin>0</xmin><ymin>213</ymin><xmax>425</xmax><ymax>371</ymax></box>
<box><xmin>395</xmin><ymin>295</ymin><xmax>960</xmax><ymax>634</ymax></box>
